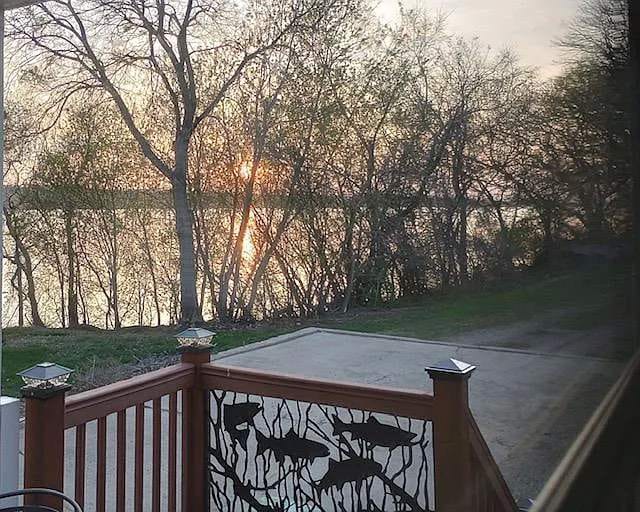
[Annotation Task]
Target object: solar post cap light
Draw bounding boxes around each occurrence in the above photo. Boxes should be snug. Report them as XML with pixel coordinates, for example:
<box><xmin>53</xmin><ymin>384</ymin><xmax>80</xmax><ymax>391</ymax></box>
<box><xmin>426</xmin><ymin>358</ymin><xmax>477</xmax><ymax>376</ymax></box>
<box><xmin>175</xmin><ymin>327</ymin><xmax>216</xmax><ymax>348</ymax></box>
<box><xmin>17</xmin><ymin>362</ymin><xmax>74</xmax><ymax>389</ymax></box>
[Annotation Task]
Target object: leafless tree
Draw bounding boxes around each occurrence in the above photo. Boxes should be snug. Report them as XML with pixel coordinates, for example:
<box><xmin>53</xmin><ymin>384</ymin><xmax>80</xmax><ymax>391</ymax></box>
<box><xmin>10</xmin><ymin>0</ymin><xmax>354</xmax><ymax>324</ymax></box>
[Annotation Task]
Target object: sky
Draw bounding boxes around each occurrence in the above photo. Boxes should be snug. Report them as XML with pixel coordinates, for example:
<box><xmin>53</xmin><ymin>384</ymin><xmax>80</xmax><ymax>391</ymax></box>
<box><xmin>376</xmin><ymin>0</ymin><xmax>583</xmax><ymax>78</ymax></box>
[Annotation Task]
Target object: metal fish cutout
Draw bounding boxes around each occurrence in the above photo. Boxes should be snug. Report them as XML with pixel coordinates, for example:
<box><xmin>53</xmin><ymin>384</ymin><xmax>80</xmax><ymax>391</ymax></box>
<box><xmin>256</xmin><ymin>428</ymin><xmax>329</xmax><ymax>463</ymax></box>
<box><xmin>332</xmin><ymin>415</ymin><xmax>417</xmax><ymax>449</ymax></box>
<box><xmin>223</xmin><ymin>402</ymin><xmax>262</xmax><ymax>451</ymax></box>
<box><xmin>316</xmin><ymin>457</ymin><xmax>382</xmax><ymax>492</ymax></box>
<box><xmin>223</xmin><ymin>402</ymin><xmax>262</xmax><ymax>429</ymax></box>
<box><xmin>228</xmin><ymin>426</ymin><xmax>250</xmax><ymax>450</ymax></box>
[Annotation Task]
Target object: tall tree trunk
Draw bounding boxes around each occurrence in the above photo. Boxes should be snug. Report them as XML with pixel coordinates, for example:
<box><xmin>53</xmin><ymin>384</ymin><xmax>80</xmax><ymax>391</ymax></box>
<box><xmin>457</xmin><ymin>202</ymin><xmax>469</xmax><ymax>282</ymax></box>
<box><xmin>220</xmin><ymin>157</ymin><xmax>259</xmax><ymax>320</ymax></box>
<box><xmin>4</xmin><ymin>209</ymin><xmax>45</xmax><ymax>327</ymax></box>
<box><xmin>363</xmin><ymin>142</ymin><xmax>385</xmax><ymax>303</ymax></box>
<box><xmin>138</xmin><ymin>211</ymin><xmax>162</xmax><ymax>326</ymax></box>
<box><xmin>341</xmin><ymin>206</ymin><xmax>357</xmax><ymax>313</ymax></box>
<box><xmin>217</xmin><ymin>185</ymin><xmax>242</xmax><ymax>321</ymax></box>
<box><xmin>496</xmin><ymin>213</ymin><xmax>514</xmax><ymax>274</ymax></box>
<box><xmin>65</xmin><ymin>210</ymin><xmax>79</xmax><ymax>328</ymax></box>
<box><xmin>451</xmin><ymin>124</ymin><xmax>469</xmax><ymax>284</ymax></box>
<box><xmin>56</xmin><ymin>254</ymin><xmax>66</xmax><ymax>328</ymax></box>
<box><xmin>110</xmin><ymin>214</ymin><xmax>121</xmax><ymax>329</ymax></box>
<box><xmin>193</xmin><ymin>204</ymin><xmax>217</xmax><ymax>320</ymax></box>
<box><xmin>478</xmin><ymin>183</ymin><xmax>514</xmax><ymax>273</ymax></box>
<box><xmin>77</xmin><ymin>257</ymin><xmax>89</xmax><ymax>325</ymax></box>
<box><xmin>14</xmin><ymin>249</ymin><xmax>24</xmax><ymax>327</ymax></box>
<box><xmin>539</xmin><ymin>211</ymin><xmax>554</xmax><ymax>266</ymax></box>
<box><xmin>217</xmin><ymin>271</ymin><xmax>230</xmax><ymax>322</ymax></box>
<box><xmin>22</xmin><ymin>252</ymin><xmax>44</xmax><ymax>328</ymax></box>
<box><xmin>172</xmin><ymin>148</ymin><xmax>202</xmax><ymax>325</ymax></box>
<box><xmin>111</xmin><ymin>262</ymin><xmax>121</xmax><ymax>329</ymax></box>
<box><xmin>243</xmin><ymin>212</ymin><xmax>293</xmax><ymax>319</ymax></box>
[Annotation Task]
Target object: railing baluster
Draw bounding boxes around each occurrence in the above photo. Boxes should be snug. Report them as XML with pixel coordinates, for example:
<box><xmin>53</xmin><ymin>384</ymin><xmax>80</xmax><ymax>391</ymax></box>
<box><xmin>74</xmin><ymin>424</ymin><xmax>86</xmax><ymax>508</ymax></box>
<box><xmin>135</xmin><ymin>403</ymin><xmax>145</xmax><ymax>512</ymax></box>
<box><xmin>168</xmin><ymin>392</ymin><xmax>178</xmax><ymax>512</ymax></box>
<box><xmin>181</xmin><ymin>389</ymin><xmax>190</xmax><ymax>512</ymax></box>
<box><xmin>96</xmin><ymin>416</ymin><xmax>107</xmax><ymax>512</ymax></box>
<box><xmin>152</xmin><ymin>398</ymin><xmax>162</xmax><ymax>512</ymax></box>
<box><xmin>116</xmin><ymin>410</ymin><xmax>126</xmax><ymax>512</ymax></box>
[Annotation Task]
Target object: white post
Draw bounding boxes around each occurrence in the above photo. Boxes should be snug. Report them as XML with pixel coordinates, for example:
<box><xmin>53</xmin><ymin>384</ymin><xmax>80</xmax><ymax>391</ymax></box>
<box><xmin>0</xmin><ymin>397</ymin><xmax>19</xmax><ymax>507</ymax></box>
<box><xmin>0</xmin><ymin>9</ymin><xmax>7</xmax><ymax>489</ymax></box>
<box><xmin>0</xmin><ymin>9</ymin><xmax>6</xmax><ymax>498</ymax></box>
<box><xmin>0</xmin><ymin>3</ymin><xmax>17</xmax><ymax>470</ymax></box>
<box><xmin>0</xmin><ymin>7</ymin><xmax>6</xmax><ymax>400</ymax></box>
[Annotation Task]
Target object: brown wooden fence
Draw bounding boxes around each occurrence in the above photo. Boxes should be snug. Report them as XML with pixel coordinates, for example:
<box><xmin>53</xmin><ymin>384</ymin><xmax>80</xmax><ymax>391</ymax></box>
<box><xmin>22</xmin><ymin>346</ymin><xmax>517</xmax><ymax>512</ymax></box>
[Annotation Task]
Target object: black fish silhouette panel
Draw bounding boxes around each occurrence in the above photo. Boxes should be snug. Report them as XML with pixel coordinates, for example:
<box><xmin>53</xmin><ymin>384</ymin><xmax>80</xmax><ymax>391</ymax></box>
<box><xmin>223</xmin><ymin>401</ymin><xmax>262</xmax><ymax>450</ymax></box>
<box><xmin>208</xmin><ymin>390</ymin><xmax>432</xmax><ymax>512</ymax></box>
<box><xmin>332</xmin><ymin>414</ymin><xmax>417</xmax><ymax>449</ymax></box>
<box><xmin>256</xmin><ymin>428</ymin><xmax>330</xmax><ymax>463</ymax></box>
<box><xmin>316</xmin><ymin>457</ymin><xmax>382</xmax><ymax>492</ymax></box>
<box><xmin>224</xmin><ymin>402</ymin><xmax>262</xmax><ymax>429</ymax></box>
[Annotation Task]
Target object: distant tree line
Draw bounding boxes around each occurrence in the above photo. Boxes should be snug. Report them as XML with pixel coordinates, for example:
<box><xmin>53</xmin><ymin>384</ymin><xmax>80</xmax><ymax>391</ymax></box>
<box><xmin>1</xmin><ymin>0</ymin><xmax>632</xmax><ymax>328</ymax></box>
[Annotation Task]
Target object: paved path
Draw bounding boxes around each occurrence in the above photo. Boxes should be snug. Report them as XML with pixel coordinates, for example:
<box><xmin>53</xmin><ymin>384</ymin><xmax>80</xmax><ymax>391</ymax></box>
<box><xmin>443</xmin><ymin>309</ymin><xmax>632</xmax><ymax>361</ymax></box>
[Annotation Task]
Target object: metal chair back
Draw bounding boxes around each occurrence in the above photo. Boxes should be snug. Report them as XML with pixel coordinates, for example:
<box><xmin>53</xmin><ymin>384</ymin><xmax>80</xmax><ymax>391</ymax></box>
<box><xmin>0</xmin><ymin>489</ymin><xmax>82</xmax><ymax>512</ymax></box>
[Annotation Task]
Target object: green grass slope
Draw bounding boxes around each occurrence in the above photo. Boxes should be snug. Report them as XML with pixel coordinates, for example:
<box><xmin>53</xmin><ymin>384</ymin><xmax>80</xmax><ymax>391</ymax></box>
<box><xmin>1</xmin><ymin>263</ymin><xmax>629</xmax><ymax>397</ymax></box>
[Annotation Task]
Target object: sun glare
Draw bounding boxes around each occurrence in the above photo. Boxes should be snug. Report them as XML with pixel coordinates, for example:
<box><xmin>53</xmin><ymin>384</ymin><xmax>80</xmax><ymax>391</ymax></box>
<box><xmin>242</xmin><ymin>215</ymin><xmax>256</xmax><ymax>261</ymax></box>
<box><xmin>240</xmin><ymin>161</ymin><xmax>252</xmax><ymax>179</ymax></box>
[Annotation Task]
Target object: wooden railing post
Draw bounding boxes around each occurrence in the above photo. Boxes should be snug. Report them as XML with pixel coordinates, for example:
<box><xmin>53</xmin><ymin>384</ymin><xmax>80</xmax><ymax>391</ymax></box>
<box><xmin>22</xmin><ymin>380</ymin><xmax>70</xmax><ymax>510</ymax></box>
<box><xmin>427</xmin><ymin>358</ymin><xmax>476</xmax><ymax>512</ymax></box>
<box><xmin>180</xmin><ymin>345</ymin><xmax>212</xmax><ymax>512</ymax></box>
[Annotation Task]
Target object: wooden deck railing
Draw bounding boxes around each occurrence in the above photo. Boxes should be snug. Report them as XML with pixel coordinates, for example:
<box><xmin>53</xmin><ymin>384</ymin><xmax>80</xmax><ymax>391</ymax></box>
<box><xmin>22</xmin><ymin>345</ymin><xmax>517</xmax><ymax>512</ymax></box>
<box><xmin>469</xmin><ymin>415</ymin><xmax>519</xmax><ymax>512</ymax></box>
<box><xmin>63</xmin><ymin>364</ymin><xmax>194</xmax><ymax>512</ymax></box>
<box><xmin>200</xmin><ymin>363</ymin><xmax>434</xmax><ymax>419</ymax></box>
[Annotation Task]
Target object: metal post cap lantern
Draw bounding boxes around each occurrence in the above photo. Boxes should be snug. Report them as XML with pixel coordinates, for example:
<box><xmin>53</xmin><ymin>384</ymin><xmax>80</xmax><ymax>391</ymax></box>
<box><xmin>175</xmin><ymin>327</ymin><xmax>216</xmax><ymax>349</ymax></box>
<box><xmin>18</xmin><ymin>362</ymin><xmax>73</xmax><ymax>389</ymax></box>
<box><xmin>426</xmin><ymin>358</ymin><xmax>476</xmax><ymax>380</ymax></box>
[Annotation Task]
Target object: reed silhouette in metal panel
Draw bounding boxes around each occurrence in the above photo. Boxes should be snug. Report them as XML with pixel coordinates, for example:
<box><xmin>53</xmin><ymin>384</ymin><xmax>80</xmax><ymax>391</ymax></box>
<box><xmin>208</xmin><ymin>390</ymin><xmax>432</xmax><ymax>511</ymax></box>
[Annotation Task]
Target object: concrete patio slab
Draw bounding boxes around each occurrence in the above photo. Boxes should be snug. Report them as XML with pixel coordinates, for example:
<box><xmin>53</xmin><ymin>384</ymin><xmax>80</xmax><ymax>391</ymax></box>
<box><xmin>215</xmin><ymin>328</ymin><xmax>624</xmax><ymax>502</ymax></box>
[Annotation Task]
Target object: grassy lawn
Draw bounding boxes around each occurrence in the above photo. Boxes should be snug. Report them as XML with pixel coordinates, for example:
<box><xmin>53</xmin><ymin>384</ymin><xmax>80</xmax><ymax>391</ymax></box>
<box><xmin>1</xmin><ymin>326</ymin><xmax>286</xmax><ymax>397</ymax></box>
<box><xmin>1</xmin><ymin>262</ymin><xmax>630</xmax><ymax>397</ymax></box>
<box><xmin>319</xmin><ymin>263</ymin><xmax>630</xmax><ymax>340</ymax></box>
